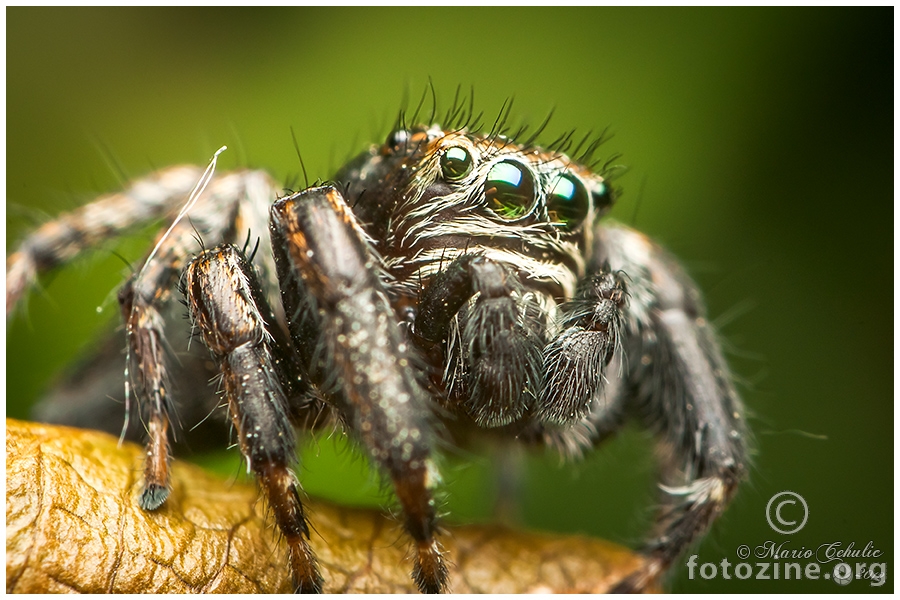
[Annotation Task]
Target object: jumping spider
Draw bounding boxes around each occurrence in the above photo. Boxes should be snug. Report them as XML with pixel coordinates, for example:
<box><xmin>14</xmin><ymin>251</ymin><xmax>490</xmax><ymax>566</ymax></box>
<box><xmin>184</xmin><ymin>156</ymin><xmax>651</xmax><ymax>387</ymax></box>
<box><xmin>7</xmin><ymin>104</ymin><xmax>748</xmax><ymax>593</ymax></box>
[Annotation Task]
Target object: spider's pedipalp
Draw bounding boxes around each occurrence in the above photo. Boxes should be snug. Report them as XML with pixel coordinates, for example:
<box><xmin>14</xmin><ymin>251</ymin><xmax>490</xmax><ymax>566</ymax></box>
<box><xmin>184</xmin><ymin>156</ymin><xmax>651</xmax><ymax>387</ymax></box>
<box><xmin>413</xmin><ymin>253</ymin><xmax>546</xmax><ymax>427</ymax></box>
<box><xmin>537</xmin><ymin>269</ymin><xmax>626</xmax><ymax>426</ymax></box>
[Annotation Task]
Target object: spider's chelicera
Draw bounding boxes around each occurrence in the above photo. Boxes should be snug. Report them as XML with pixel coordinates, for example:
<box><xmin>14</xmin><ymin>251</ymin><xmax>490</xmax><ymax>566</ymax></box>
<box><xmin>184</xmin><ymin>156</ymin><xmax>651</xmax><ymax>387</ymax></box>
<box><xmin>7</xmin><ymin>107</ymin><xmax>749</xmax><ymax>593</ymax></box>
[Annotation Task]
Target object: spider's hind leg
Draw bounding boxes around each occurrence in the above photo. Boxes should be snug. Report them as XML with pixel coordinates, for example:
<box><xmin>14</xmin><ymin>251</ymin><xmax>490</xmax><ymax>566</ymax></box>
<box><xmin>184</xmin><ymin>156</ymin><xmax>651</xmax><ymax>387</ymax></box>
<box><xmin>184</xmin><ymin>244</ymin><xmax>322</xmax><ymax>593</ymax></box>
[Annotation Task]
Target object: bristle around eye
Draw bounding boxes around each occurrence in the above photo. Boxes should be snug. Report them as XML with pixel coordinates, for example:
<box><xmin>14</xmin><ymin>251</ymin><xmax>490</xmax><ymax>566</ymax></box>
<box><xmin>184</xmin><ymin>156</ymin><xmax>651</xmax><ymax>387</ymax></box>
<box><xmin>443</xmin><ymin>84</ymin><xmax>463</xmax><ymax>130</ymax></box>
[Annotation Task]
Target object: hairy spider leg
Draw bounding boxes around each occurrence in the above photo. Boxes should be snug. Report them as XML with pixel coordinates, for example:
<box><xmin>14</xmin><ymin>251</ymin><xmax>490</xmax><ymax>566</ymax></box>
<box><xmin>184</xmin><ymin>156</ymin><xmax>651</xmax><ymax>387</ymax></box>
<box><xmin>30</xmin><ymin>319</ymin><xmax>224</xmax><ymax>445</ymax></box>
<box><xmin>184</xmin><ymin>245</ymin><xmax>322</xmax><ymax>593</ymax></box>
<box><xmin>117</xmin><ymin>174</ymin><xmax>254</xmax><ymax>510</ymax></box>
<box><xmin>14</xmin><ymin>168</ymin><xmax>288</xmax><ymax>444</ymax></box>
<box><xmin>270</xmin><ymin>186</ymin><xmax>448</xmax><ymax>593</ymax></box>
<box><xmin>6</xmin><ymin>165</ymin><xmax>288</xmax><ymax>511</ymax></box>
<box><xmin>593</xmin><ymin>224</ymin><xmax>749</xmax><ymax>591</ymax></box>
<box><xmin>6</xmin><ymin>166</ymin><xmax>204</xmax><ymax>314</ymax></box>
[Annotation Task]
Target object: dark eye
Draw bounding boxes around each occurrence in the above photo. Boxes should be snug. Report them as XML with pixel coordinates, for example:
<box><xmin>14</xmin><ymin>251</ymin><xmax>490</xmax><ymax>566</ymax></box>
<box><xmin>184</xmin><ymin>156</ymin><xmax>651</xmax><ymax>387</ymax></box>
<box><xmin>484</xmin><ymin>160</ymin><xmax>536</xmax><ymax>220</ymax></box>
<box><xmin>592</xmin><ymin>180</ymin><xmax>614</xmax><ymax>211</ymax></box>
<box><xmin>547</xmin><ymin>173</ymin><xmax>590</xmax><ymax>231</ymax></box>
<box><xmin>386</xmin><ymin>129</ymin><xmax>410</xmax><ymax>148</ymax></box>
<box><xmin>440</xmin><ymin>146</ymin><xmax>473</xmax><ymax>181</ymax></box>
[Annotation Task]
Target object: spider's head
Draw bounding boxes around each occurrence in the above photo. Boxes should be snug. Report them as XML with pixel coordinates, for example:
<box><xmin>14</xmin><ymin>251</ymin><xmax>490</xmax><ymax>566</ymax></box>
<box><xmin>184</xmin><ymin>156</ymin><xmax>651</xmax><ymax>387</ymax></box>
<box><xmin>336</xmin><ymin>125</ymin><xmax>616</xmax><ymax>300</ymax></box>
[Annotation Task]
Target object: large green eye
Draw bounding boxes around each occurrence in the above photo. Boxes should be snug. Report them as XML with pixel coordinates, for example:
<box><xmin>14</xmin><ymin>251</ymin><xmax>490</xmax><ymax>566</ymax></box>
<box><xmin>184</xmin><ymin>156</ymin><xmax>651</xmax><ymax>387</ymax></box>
<box><xmin>440</xmin><ymin>146</ymin><xmax>473</xmax><ymax>181</ymax></box>
<box><xmin>484</xmin><ymin>161</ymin><xmax>536</xmax><ymax>220</ymax></box>
<box><xmin>547</xmin><ymin>173</ymin><xmax>590</xmax><ymax>231</ymax></box>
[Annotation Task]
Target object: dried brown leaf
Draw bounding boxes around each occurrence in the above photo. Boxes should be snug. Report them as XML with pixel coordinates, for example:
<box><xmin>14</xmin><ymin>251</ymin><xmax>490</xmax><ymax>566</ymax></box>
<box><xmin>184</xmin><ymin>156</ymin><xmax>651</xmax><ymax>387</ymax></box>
<box><xmin>6</xmin><ymin>418</ymin><xmax>651</xmax><ymax>593</ymax></box>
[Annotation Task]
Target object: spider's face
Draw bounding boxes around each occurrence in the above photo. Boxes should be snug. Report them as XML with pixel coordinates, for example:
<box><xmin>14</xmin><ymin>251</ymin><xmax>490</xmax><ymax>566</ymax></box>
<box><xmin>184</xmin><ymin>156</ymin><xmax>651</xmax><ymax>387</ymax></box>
<box><xmin>338</xmin><ymin>126</ymin><xmax>615</xmax><ymax>301</ymax></box>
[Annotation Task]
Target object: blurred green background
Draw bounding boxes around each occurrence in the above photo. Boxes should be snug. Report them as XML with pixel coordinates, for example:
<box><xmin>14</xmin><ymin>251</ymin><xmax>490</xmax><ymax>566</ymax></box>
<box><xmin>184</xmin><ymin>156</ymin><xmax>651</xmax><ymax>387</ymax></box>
<box><xmin>6</xmin><ymin>7</ymin><xmax>892</xmax><ymax>592</ymax></box>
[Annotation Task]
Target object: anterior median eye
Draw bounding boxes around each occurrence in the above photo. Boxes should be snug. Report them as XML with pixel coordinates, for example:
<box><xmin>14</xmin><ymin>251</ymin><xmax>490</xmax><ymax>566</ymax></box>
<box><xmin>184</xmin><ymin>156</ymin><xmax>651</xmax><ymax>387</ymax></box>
<box><xmin>547</xmin><ymin>173</ymin><xmax>589</xmax><ymax>231</ymax></box>
<box><xmin>484</xmin><ymin>161</ymin><xmax>536</xmax><ymax>220</ymax></box>
<box><xmin>440</xmin><ymin>146</ymin><xmax>473</xmax><ymax>181</ymax></box>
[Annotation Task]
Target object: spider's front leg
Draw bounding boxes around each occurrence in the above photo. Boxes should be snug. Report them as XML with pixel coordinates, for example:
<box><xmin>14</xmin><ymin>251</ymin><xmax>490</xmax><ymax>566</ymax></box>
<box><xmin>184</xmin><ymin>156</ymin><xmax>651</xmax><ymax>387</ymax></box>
<box><xmin>184</xmin><ymin>245</ymin><xmax>322</xmax><ymax>592</ymax></box>
<box><xmin>270</xmin><ymin>186</ymin><xmax>447</xmax><ymax>593</ymax></box>
<box><xmin>596</xmin><ymin>224</ymin><xmax>750</xmax><ymax>591</ymax></box>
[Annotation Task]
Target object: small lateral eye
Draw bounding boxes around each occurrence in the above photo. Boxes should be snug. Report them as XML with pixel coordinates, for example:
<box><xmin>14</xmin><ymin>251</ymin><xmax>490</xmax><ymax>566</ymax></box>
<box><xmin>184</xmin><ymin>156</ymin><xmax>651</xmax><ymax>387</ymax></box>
<box><xmin>440</xmin><ymin>146</ymin><xmax>473</xmax><ymax>181</ymax></box>
<box><xmin>386</xmin><ymin>129</ymin><xmax>410</xmax><ymax>148</ymax></box>
<box><xmin>547</xmin><ymin>173</ymin><xmax>590</xmax><ymax>231</ymax></box>
<box><xmin>484</xmin><ymin>160</ymin><xmax>537</xmax><ymax>220</ymax></box>
<box><xmin>592</xmin><ymin>180</ymin><xmax>614</xmax><ymax>211</ymax></box>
